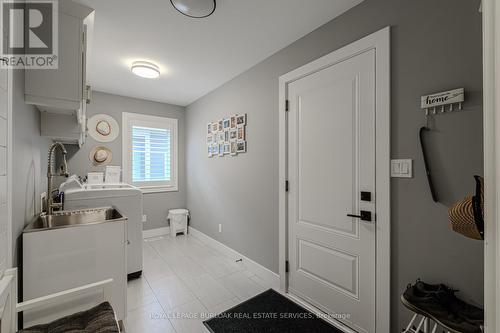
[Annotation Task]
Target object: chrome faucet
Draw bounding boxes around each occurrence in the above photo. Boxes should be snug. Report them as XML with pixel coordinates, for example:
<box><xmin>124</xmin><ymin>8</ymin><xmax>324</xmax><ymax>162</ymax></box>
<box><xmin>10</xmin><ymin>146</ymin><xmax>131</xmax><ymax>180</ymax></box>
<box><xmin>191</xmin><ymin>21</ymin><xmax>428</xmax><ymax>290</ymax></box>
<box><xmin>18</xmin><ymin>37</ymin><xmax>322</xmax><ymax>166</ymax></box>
<box><xmin>46</xmin><ymin>142</ymin><xmax>69</xmax><ymax>215</ymax></box>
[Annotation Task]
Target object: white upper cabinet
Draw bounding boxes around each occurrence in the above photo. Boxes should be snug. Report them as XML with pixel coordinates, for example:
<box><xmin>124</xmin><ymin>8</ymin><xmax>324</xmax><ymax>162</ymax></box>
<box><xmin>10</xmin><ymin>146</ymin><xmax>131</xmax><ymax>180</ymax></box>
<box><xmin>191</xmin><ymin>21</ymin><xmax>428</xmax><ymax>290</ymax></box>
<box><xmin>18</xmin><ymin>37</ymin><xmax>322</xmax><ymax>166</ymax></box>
<box><xmin>25</xmin><ymin>1</ymin><xmax>94</xmax><ymax>147</ymax></box>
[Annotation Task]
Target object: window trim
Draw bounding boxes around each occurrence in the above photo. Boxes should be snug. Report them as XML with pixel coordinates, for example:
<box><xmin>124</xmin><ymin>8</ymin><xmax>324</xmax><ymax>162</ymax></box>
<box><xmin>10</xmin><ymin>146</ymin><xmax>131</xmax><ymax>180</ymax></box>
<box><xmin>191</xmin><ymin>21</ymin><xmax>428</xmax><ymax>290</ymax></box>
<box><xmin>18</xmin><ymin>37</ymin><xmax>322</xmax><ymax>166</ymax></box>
<box><xmin>122</xmin><ymin>112</ymin><xmax>178</xmax><ymax>193</ymax></box>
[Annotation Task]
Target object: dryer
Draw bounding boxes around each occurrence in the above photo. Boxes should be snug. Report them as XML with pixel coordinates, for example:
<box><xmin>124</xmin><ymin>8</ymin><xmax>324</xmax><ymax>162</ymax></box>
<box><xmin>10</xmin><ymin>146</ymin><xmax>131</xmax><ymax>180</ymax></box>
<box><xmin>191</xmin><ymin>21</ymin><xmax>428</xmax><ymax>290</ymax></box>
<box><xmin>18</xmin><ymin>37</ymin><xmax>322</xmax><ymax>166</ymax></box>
<box><xmin>60</xmin><ymin>176</ymin><xmax>143</xmax><ymax>278</ymax></box>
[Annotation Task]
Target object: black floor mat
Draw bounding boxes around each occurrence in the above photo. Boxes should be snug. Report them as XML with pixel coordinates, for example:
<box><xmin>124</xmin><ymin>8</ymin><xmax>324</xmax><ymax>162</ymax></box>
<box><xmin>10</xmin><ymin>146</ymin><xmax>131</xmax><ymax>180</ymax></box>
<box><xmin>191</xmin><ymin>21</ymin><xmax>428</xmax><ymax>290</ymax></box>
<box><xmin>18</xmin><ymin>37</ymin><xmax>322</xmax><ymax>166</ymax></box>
<box><xmin>203</xmin><ymin>289</ymin><xmax>343</xmax><ymax>333</ymax></box>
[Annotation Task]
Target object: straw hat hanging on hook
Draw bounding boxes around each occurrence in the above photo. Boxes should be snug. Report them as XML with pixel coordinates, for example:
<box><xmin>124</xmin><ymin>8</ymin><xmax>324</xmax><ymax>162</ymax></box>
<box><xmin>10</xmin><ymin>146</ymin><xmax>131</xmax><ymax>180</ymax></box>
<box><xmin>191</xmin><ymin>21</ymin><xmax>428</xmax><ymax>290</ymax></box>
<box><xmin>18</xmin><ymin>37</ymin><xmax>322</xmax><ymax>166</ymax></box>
<box><xmin>89</xmin><ymin>146</ymin><xmax>113</xmax><ymax>166</ymax></box>
<box><xmin>88</xmin><ymin>114</ymin><xmax>119</xmax><ymax>143</ymax></box>
<box><xmin>448</xmin><ymin>176</ymin><xmax>484</xmax><ymax>240</ymax></box>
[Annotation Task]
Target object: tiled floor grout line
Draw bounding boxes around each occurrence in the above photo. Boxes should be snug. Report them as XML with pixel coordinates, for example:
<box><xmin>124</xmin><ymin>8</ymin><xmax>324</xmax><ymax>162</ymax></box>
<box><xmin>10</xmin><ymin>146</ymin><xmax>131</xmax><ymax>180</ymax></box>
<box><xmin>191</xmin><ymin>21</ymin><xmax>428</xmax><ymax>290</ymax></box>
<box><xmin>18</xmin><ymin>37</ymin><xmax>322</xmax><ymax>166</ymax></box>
<box><xmin>142</xmin><ymin>241</ymin><xmax>180</xmax><ymax>333</ymax></box>
<box><xmin>148</xmin><ymin>237</ymin><xmax>238</xmax><ymax>332</ymax></box>
<box><xmin>145</xmin><ymin>237</ymin><xmax>232</xmax><ymax>326</ymax></box>
<box><xmin>130</xmin><ymin>235</ymin><xmax>272</xmax><ymax>332</ymax></box>
<box><xmin>150</xmin><ymin>236</ymin><xmax>244</xmax><ymax>296</ymax></box>
<box><xmin>148</xmin><ymin>237</ymin><xmax>243</xmax><ymax>308</ymax></box>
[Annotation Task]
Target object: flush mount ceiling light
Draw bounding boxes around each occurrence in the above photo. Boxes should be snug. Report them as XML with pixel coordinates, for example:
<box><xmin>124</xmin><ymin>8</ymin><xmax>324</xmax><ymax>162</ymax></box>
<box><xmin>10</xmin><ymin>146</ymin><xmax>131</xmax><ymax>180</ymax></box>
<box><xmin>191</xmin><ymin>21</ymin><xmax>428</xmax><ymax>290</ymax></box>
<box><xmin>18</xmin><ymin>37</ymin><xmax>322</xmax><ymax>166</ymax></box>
<box><xmin>170</xmin><ymin>0</ymin><xmax>216</xmax><ymax>18</ymax></box>
<box><xmin>131</xmin><ymin>61</ymin><xmax>160</xmax><ymax>79</ymax></box>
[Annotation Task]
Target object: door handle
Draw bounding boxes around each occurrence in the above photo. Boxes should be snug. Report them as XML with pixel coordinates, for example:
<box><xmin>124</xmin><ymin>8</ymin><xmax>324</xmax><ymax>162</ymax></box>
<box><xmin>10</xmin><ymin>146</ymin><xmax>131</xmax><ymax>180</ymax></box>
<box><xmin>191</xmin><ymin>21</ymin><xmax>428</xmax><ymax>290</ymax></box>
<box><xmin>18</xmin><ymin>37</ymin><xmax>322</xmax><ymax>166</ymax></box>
<box><xmin>347</xmin><ymin>211</ymin><xmax>372</xmax><ymax>222</ymax></box>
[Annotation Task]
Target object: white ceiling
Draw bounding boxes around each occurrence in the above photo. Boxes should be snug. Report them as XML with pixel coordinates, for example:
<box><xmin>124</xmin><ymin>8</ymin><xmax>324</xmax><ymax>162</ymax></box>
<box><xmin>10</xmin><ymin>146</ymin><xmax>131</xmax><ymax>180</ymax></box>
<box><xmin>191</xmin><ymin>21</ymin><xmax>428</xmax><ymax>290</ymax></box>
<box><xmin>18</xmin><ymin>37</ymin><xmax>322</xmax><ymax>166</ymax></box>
<box><xmin>78</xmin><ymin>0</ymin><xmax>364</xmax><ymax>106</ymax></box>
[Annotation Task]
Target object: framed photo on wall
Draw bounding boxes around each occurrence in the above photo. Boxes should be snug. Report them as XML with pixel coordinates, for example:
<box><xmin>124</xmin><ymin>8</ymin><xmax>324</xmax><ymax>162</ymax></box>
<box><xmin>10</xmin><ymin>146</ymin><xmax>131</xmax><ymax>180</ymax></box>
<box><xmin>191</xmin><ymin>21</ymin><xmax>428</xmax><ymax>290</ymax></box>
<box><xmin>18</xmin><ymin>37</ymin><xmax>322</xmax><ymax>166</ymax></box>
<box><xmin>218</xmin><ymin>132</ymin><xmax>225</xmax><ymax>143</ymax></box>
<box><xmin>223</xmin><ymin>143</ymin><xmax>230</xmax><ymax>154</ymax></box>
<box><xmin>212</xmin><ymin>143</ymin><xmax>219</xmax><ymax>155</ymax></box>
<box><xmin>230</xmin><ymin>141</ymin><xmax>238</xmax><ymax>155</ymax></box>
<box><xmin>236</xmin><ymin>140</ymin><xmax>246</xmax><ymax>153</ymax></box>
<box><xmin>229</xmin><ymin>129</ymin><xmax>237</xmax><ymax>141</ymax></box>
<box><xmin>237</xmin><ymin>126</ymin><xmax>245</xmax><ymax>141</ymax></box>
<box><xmin>236</xmin><ymin>114</ymin><xmax>246</xmax><ymax>126</ymax></box>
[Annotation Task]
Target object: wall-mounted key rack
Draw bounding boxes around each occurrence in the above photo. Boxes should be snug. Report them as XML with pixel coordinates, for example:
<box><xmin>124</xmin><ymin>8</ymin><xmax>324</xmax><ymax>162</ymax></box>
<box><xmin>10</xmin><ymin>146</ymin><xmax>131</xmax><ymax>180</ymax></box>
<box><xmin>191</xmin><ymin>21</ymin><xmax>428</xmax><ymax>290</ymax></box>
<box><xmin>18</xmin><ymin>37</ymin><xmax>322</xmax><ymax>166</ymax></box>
<box><xmin>421</xmin><ymin>88</ymin><xmax>465</xmax><ymax>115</ymax></box>
<box><xmin>418</xmin><ymin>88</ymin><xmax>465</xmax><ymax>203</ymax></box>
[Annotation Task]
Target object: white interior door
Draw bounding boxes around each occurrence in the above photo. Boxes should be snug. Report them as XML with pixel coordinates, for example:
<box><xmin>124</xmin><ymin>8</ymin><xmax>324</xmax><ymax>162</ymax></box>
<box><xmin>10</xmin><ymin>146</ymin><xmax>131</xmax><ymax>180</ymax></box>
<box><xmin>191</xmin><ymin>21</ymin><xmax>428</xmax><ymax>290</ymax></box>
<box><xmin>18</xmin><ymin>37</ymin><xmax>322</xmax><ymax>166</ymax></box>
<box><xmin>287</xmin><ymin>49</ymin><xmax>376</xmax><ymax>333</ymax></box>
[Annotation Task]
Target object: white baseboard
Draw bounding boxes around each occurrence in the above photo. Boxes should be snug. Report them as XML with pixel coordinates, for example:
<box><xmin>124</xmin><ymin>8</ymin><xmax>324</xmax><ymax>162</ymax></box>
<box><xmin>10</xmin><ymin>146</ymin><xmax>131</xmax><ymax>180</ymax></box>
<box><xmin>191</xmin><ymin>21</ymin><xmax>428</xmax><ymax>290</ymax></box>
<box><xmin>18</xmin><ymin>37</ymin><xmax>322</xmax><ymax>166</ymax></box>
<box><xmin>143</xmin><ymin>227</ymin><xmax>170</xmax><ymax>239</ymax></box>
<box><xmin>188</xmin><ymin>227</ymin><xmax>280</xmax><ymax>289</ymax></box>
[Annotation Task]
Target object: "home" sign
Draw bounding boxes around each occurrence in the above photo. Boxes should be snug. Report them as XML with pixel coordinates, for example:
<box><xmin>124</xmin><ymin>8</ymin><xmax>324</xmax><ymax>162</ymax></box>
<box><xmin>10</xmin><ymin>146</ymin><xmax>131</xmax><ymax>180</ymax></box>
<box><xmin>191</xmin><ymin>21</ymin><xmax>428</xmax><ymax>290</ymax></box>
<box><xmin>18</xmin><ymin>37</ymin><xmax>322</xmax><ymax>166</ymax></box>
<box><xmin>421</xmin><ymin>88</ymin><xmax>464</xmax><ymax>110</ymax></box>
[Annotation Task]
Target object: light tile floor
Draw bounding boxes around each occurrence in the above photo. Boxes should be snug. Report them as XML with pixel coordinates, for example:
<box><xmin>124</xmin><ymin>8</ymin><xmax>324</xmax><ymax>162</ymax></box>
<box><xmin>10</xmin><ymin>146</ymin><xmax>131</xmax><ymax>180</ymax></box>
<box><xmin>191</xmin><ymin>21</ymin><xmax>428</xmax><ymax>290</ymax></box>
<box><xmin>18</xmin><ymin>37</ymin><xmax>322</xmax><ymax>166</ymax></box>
<box><xmin>124</xmin><ymin>234</ymin><xmax>272</xmax><ymax>333</ymax></box>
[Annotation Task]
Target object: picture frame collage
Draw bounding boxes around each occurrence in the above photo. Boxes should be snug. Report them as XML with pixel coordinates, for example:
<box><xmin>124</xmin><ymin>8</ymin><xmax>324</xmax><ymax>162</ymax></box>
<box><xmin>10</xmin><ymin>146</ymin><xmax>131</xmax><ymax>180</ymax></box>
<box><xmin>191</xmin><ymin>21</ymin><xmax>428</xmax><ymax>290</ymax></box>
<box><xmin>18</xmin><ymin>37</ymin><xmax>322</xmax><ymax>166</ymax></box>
<box><xmin>207</xmin><ymin>114</ymin><xmax>247</xmax><ymax>157</ymax></box>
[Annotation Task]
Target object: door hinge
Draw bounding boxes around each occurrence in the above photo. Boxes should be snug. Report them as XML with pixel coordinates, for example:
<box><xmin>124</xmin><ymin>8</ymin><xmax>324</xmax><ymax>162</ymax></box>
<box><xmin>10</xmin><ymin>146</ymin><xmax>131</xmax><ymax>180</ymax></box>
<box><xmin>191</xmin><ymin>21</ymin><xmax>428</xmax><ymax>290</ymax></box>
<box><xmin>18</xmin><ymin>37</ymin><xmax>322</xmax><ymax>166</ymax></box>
<box><xmin>285</xmin><ymin>100</ymin><xmax>289</xmax><ymax>111</ymax></box>
<box><xmin>285</xmin><ymin>180</ymin><xmax>289</xmax><ymax>192</ymax></box>
<box><xmin>285</xmin><ymin>260</ymin><xmax>289</xmax><ymax>273</ymax></box>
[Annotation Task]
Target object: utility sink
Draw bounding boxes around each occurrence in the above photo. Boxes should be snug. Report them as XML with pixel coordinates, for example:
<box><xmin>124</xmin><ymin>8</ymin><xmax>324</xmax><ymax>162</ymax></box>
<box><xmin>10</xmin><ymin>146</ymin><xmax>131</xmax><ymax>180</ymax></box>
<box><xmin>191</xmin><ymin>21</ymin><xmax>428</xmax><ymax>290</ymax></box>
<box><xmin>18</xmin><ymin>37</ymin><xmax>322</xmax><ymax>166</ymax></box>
<box><xmin>24</xmin><ymin>207</ymin><xmax>126</xmax><ymax>232</ymax></box>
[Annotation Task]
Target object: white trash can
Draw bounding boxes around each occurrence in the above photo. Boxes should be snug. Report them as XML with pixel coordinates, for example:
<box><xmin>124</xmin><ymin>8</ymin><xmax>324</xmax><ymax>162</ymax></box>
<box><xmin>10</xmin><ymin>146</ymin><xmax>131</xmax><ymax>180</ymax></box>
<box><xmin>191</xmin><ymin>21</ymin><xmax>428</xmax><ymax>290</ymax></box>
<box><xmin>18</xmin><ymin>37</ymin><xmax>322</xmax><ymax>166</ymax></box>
<box><xmin>168</xmin><ymin>209</ymin><xmax>189</xmax><ymax>237</ymax></box>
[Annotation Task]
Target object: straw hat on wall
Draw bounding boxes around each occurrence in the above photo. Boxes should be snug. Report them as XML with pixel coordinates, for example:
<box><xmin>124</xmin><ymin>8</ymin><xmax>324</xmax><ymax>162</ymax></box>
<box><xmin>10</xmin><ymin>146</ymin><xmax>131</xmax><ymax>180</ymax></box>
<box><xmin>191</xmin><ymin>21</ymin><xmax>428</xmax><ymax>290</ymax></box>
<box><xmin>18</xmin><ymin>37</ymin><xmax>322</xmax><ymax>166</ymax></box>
<box><xmin>448</xmin><ymin>176</ymin><xmax>484</xmax><ymax>240</ymax></box>
<box><xmin>89</xmin><ymin>146</ymin><xmax>113</xmax><ymax>166</ymax></box>
<box><xmin>88</xmin><ymin>114</ymin><xmax>119</xmax><ymax>143</ymax></box>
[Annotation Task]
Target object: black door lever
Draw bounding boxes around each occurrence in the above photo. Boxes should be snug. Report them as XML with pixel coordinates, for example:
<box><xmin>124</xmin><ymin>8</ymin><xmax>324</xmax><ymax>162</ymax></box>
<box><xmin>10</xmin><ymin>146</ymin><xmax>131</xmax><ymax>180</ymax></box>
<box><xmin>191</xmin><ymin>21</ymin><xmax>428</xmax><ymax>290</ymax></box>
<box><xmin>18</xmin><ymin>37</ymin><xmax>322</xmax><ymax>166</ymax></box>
<box><xmin>347</xmin><ymin>211</ymin><xmax>372</xmax><ymax>222</ymax></box>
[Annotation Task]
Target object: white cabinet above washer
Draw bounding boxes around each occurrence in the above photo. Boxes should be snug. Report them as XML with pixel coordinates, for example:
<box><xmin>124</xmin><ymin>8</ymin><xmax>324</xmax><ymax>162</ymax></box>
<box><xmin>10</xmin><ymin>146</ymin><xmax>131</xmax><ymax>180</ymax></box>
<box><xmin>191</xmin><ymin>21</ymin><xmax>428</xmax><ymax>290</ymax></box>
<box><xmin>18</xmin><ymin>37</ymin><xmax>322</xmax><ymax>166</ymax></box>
<box><xmin>25</xmin><ymin>1</ymin><xmax>94</xmax><ymax>147</ymax></box>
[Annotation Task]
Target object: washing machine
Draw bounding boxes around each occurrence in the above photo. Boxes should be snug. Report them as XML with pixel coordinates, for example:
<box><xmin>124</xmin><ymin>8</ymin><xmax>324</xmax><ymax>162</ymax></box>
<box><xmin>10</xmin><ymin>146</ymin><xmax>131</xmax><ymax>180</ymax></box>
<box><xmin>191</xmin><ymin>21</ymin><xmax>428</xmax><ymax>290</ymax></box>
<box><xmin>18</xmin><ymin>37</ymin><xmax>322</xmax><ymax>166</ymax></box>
<box><xmin>60</xmin><ymin>176</ymin><xmax>143</xmax><ymax>278</ymax></box>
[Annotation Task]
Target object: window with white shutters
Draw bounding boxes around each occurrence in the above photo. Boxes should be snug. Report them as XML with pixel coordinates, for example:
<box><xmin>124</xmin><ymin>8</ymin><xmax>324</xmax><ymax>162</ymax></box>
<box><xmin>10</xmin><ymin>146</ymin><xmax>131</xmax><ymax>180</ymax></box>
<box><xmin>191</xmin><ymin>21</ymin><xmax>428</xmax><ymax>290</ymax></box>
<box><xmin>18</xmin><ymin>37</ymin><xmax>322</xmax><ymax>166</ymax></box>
<box><xmin>123</xmin><ymin>113</ymin><xmax>178</xmax><ymax>192</ymax></box>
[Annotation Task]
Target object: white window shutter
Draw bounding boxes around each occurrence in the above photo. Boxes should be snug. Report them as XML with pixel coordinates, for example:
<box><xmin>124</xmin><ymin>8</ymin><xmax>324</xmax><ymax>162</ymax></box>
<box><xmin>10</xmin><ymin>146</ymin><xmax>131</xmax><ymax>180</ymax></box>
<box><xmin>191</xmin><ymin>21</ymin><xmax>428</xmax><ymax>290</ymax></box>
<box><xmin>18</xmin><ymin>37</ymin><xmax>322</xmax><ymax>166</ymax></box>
<box><xmin>132</xmin><ymin>126</ymin><xmax>171</xmax><ymax>182</ymax></box>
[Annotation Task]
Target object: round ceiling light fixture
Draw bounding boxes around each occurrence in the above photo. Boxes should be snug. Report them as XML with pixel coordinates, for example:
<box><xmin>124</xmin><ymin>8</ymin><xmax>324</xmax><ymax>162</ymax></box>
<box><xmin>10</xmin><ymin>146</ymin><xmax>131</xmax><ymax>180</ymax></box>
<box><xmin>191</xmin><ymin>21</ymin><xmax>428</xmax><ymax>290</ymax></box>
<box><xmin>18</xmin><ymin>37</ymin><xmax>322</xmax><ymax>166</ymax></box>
<box><xmin>170</xmin><ymin>0</ymin><xmax>216</xmax><ymax>18</ymax></box>
<box><xmin>131</xmin><ymin>61</ymin><xmax>160</xmax><ymax>79</ymax></box>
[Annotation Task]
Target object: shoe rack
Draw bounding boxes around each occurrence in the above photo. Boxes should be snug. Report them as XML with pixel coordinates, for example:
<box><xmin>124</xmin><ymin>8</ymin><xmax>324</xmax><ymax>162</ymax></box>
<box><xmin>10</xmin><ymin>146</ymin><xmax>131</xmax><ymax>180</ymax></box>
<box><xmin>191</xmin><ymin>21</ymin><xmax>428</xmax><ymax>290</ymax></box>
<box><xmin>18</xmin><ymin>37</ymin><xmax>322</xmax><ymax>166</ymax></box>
<box><xmin>403</xmin><ymin>312</ymin><xmax>453</xmax><ymax>333</ymax></box>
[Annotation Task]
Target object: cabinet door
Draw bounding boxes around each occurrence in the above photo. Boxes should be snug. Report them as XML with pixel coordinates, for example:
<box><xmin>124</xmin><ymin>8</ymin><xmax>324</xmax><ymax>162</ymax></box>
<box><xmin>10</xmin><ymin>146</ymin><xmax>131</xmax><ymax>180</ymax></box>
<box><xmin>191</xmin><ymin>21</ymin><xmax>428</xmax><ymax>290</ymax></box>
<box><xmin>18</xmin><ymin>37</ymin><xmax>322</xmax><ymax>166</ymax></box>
<box><xmin>22</xmin><ymin>220</ymin><xmax>127</xmax><ymax>326</ymax></box>
<box><xmin>25</xmin><ymin>11</ymin><xmax>83</xmax><ymax>109</ymax></box>
<box><xmin>82</xmin><ymin>25</ymin><xmax>87</xmax><ymax>102</ymax></box>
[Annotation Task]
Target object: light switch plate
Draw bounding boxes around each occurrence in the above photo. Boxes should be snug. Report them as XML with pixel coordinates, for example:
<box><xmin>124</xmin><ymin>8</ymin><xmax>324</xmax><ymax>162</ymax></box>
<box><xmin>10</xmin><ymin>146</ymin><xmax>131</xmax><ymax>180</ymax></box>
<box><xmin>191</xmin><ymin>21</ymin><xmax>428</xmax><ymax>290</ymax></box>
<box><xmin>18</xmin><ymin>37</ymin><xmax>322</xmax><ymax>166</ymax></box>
<box><xmin>391</xmin><ymin>159</ymin><xmax>413</xmax><ymax>178</ymax></box>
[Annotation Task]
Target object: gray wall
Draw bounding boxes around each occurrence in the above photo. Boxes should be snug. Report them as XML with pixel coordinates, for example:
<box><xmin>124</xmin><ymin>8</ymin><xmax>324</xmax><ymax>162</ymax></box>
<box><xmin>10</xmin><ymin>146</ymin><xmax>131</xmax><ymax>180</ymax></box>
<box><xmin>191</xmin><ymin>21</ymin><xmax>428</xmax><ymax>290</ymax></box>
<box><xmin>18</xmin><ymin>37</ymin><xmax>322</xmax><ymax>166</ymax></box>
<box><xmin>185</xmin><ymin>0</ymin><xmax>483</xmax><ymax>331</ymax></box>
<box><xmin>64</xmin><ymin>91</ymin><xmax>186</xmax><ymax>230</ymax></box>
<box><xmin>12</xmin><ymin>69</ymin><xmax>51</xmax><ymax>264</ymax></box>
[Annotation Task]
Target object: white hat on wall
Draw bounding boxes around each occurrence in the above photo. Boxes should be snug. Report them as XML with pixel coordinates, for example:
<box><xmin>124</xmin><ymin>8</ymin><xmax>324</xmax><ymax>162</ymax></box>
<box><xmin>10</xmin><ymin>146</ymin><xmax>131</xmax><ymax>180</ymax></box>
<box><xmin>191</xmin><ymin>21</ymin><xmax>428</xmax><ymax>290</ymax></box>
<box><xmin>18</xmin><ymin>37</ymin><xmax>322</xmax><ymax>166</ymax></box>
<box><xmin>88</xmin><ymin>114</ymin><xmax>119</xmax><ymax>142</ymax></box>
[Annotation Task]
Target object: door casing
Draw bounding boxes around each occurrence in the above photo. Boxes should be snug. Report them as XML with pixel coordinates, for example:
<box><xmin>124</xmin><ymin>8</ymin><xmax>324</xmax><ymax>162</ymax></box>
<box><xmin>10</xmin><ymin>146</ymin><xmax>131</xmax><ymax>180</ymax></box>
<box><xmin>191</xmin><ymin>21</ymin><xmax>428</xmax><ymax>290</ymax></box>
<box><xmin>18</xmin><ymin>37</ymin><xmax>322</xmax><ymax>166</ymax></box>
<box><xmin>278</xmin><ymin>26</ymin><xmax>391</xmax><ymax>333</ymax></box>
<box><xmin>482</xmin><ymin>0</ymin><xmax>500</xmax><ymax>332</ymax></box>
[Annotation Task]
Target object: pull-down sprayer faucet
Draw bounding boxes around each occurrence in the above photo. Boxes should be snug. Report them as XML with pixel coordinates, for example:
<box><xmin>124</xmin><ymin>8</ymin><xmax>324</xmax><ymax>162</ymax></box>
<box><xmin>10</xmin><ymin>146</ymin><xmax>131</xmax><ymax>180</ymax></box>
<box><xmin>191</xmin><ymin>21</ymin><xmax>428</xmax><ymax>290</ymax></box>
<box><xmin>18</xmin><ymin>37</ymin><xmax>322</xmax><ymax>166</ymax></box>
<box><xmin>46</xmin><ymin>142</ymin><xmax>69</xmax><ymax>215</ymax></box>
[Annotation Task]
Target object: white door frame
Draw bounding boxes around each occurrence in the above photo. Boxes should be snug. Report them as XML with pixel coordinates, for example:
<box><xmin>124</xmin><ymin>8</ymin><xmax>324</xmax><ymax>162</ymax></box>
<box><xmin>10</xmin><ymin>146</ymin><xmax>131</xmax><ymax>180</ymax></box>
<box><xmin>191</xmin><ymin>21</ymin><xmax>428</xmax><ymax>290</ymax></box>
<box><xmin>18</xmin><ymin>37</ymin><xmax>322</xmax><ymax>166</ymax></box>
<box><xmin>0</xmin><ymin>0</ymin><xmax>14</xmax><ymax>274</ymax></box>
<box><xmin>278</xmin><ymin>26</ymin><xmax>391</xmax><ymax>332</ymax></box>
<box><xmin>6</xmin><ymin>68</ymin><xmax>12</xmax><ymax>271</ymax></box>
<box><xmin>482</xmin><ymin>0</ymin><xmax>499</xmax><ymax>332</ymax></box>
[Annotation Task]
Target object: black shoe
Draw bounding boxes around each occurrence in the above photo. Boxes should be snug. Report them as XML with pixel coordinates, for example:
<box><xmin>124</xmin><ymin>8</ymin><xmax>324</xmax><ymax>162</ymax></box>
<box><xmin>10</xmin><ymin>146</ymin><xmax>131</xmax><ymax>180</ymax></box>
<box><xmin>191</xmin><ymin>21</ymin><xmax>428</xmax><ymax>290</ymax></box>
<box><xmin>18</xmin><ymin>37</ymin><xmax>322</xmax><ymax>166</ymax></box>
<box><xmin>414</xmin><ymin>280</ymin><xmax>484</xmax><ymax>326</ymax></box>
<box><xmin>401</xmin><ymin>284</ymin><xmax>482</xmax><ymax>333</ymax></box>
